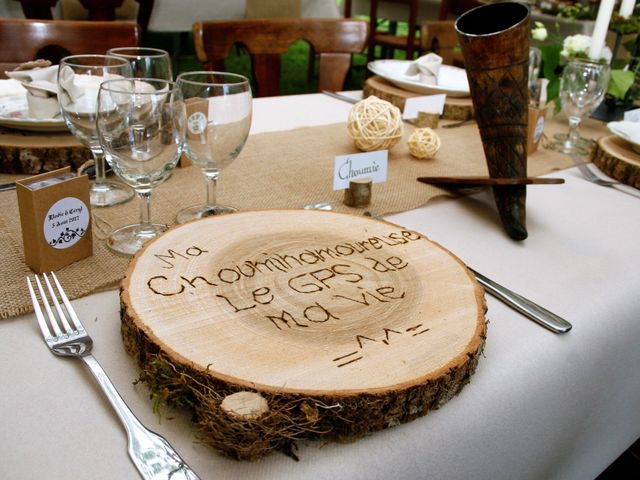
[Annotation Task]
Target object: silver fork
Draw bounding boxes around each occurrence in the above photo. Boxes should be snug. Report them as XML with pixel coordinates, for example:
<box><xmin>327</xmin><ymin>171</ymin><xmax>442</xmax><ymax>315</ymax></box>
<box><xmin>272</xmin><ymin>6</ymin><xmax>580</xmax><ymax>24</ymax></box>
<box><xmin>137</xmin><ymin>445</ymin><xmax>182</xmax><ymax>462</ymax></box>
<box><xmin>569</xmin><ymin>153</ymin><xmax>640</xmax><ymax>198</ymax></box>
<box><xmin>27</xmin><ymin>272</ymin><xmax>201</xmax><ymax>480</ymax></box>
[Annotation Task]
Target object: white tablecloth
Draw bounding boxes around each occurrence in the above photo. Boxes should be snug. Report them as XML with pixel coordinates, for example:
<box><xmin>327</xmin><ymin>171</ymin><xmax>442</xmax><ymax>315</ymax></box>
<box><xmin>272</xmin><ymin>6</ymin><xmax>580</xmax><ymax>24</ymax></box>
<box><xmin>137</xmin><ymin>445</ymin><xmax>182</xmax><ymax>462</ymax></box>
<box><xmin>1</xmin><ymin>92</ymin><xmax>639</xmax><ymax>480</ymax></box>
<box><xmin>148</xmin><ymin>0</ymin><xmax>341</xmax><ymax>32</ymax></box>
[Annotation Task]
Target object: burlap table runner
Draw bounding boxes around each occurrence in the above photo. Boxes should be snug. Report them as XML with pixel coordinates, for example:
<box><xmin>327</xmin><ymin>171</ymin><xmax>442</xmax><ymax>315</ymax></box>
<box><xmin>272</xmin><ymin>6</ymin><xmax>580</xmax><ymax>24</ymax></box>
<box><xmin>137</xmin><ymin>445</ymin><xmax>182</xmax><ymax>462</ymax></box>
<box><xmin>0</xmin><ymin>116</ymin><xmax>606</xmax><ymax>318</ymax></box>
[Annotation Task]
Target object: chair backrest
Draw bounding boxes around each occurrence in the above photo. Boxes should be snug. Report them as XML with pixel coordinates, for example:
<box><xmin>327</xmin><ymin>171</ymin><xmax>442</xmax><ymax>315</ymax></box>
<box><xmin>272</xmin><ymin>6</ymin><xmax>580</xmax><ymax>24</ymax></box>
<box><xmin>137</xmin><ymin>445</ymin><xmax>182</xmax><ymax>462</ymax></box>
<box><xmin>368</xmin><ymin>0</ymin><xmax>419</xmax><ymax>60</ymax></box>
<box><xmin>420</xmin><ymin>20</ymin><xmax>464</xmax><ymax>67</ymax></box>
<box><xmin>0</xmin><ymin>18</ymin><xmax>141</xmax><ymax>74</ymax></box>
<box><xmin>193</xmin><ymin>18</ymin><xmax>368</xmax><ymax>97</ymax></box>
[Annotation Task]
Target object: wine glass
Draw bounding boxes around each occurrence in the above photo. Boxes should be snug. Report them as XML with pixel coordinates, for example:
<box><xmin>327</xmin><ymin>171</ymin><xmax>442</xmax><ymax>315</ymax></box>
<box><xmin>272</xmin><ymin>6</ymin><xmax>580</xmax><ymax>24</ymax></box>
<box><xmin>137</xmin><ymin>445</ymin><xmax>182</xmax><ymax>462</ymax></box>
<box><xmin>106</xmin><ymin>47</ymin><xmax>173</xmax><ymax>80</ymax></box>
<box><xmin>175</xmin><ymin>71</ymin><xmax>252</xmax><ymax>223</ymax></box>
<box><xmin>552</xmin><ymin>58</ymin><xmax>611</xmax><ymax>155</ymax></box>
<box><xmin>96</xmin><ymin>78</ymin><xmax>186</xmax><ymax>256</ymax></box>
<box><xmin>58</xmin><ymin>54</ymin><xmax>134</xmax><ymax>207</ymax></box>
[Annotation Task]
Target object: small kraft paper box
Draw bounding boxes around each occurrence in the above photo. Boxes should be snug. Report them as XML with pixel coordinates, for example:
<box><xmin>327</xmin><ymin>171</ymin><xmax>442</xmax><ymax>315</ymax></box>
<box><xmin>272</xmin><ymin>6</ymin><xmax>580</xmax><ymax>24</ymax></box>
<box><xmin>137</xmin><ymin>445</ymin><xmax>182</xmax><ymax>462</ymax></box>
<box><xmin>527</xmin><ymin>105</ymin><xmax>548</xmax><ymax>155</ymax></box>
<box><xmin>17</xmin><ymin>166</ymin><xmax>92</xmax><ymax>273</ymax></box>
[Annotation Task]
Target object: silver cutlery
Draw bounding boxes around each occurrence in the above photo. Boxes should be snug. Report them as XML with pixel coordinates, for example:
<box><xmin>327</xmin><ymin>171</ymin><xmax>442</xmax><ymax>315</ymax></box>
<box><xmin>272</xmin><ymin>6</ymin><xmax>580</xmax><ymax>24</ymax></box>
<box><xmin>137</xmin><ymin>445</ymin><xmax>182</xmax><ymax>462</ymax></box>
<box><xmin>470</xmin><ymin>269</ymin><xmax>572</xmax><ymax>334</ymax></box>
<box><xmin>361</xmin><ymin>211</ymin><xmax>572</xmax><ymax>334</ymax></box>
<box><xmin>27</xmin><ymin>272</ymin><xmax>200</xmax><ymax>480</ymax></box>
<box><xmin>569</xmin><ymin>153</ymin><xmax>640</xmax><ymax>199</ymax></box>
<box><xmin>321</xmin><ymin>89</ymin><xmax>359</xmax><ymax>105</ymax></box>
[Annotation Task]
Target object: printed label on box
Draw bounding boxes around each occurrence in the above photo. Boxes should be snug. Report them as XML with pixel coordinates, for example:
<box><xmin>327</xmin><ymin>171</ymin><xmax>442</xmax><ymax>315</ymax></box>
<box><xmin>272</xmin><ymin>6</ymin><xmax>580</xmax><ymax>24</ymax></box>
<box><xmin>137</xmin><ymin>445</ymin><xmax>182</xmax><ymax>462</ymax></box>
<box><xmin>534</xmin><ymin>115</ymin><xmax>545</xmax><ymax>143</ymax></box>
<box><xmin>43</xmin><ymin>197</ymin><xmax>90</xmax><ymax>249</ymax></box>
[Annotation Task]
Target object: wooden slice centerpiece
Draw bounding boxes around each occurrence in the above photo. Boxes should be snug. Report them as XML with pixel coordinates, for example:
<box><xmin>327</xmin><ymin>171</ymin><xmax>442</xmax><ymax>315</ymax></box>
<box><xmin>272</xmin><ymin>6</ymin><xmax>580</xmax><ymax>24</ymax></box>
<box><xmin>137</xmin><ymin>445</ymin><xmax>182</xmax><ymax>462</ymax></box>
<box><xmin>592</xmin><ymin>134</ymin><xmax>640</xmax><ymax>189</ymax></box>
<box><xmin>0</xmin><ymin>128</ymin><xmax>91</xmax><ymax>174</ymax></box>
<box><xmin>121</xmin><ymin>210</ymin><xmax>487</xmax><ymax>459</ymax></box>
<box><xmin>363</xmin><ymin>75</ymin><xmax>474</xmax><ymax>121</ymax></box>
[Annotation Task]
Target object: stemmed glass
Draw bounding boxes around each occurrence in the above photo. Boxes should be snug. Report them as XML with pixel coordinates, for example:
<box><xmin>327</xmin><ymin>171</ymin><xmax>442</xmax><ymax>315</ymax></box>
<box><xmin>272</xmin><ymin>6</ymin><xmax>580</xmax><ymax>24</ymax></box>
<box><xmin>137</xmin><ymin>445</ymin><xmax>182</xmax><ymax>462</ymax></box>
<box><xmin>58</xmin><ymin>55</ymin><xmax>134</xmax><ymax>207</ymax></box>
<box><xmin>96</xmin><ymin>78</ymin><xmax>186</xmax><ymax>256</ymax></box>
<box><xmin>552</xmin><ymin>58</ymin><xmax>611</xmax><ymax>154</ymax></box>
<box><xmin>106</xmin><ymin>47</ymin><xmax>173</xmax><ymax>80</ymax></box>
<box><xmin>175</xmin><ymin>72</ymin><xmax>252</xmax><ymax>223</ymax></box>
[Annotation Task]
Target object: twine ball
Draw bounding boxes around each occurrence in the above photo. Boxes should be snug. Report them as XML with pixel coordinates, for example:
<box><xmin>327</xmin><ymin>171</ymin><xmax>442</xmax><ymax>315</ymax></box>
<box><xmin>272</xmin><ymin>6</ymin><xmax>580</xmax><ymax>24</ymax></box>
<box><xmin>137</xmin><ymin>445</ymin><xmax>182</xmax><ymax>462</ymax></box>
<box><xmin>408</xmin><ymin>128</ymin><xmax>441</xmax><ymax>159</ymax></box>
<box><xmin>347</xmin><ymin>96</ymin><xmax>403</xmax><ymax>151</ymax></box>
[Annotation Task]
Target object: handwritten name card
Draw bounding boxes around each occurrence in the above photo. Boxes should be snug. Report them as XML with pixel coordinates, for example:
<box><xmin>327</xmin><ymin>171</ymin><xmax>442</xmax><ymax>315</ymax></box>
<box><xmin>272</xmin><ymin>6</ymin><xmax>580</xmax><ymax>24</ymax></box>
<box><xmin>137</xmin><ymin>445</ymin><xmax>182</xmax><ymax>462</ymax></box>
<box><xmin>333</xmin><ymin>150</ymin><xmax>388</xmax><ymax>190</ymax></box>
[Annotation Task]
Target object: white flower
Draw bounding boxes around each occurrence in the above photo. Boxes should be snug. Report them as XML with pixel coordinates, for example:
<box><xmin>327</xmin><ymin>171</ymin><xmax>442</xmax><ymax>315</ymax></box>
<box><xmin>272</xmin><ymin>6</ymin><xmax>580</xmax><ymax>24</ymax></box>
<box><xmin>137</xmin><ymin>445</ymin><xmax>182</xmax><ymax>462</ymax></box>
<box><xmin>531</xmin><ymin>22</ymin><xmax>548</xmax><ymax>41</ymax></box>
<box><xmin>561</xmin><ymin>34</ymin><xmax>591</xmax><ymax>57</ymax></box>
<box><xmin>560</xmin><ymin>34</ymin><xmax>613</xmax><ymax>62</ymax></box>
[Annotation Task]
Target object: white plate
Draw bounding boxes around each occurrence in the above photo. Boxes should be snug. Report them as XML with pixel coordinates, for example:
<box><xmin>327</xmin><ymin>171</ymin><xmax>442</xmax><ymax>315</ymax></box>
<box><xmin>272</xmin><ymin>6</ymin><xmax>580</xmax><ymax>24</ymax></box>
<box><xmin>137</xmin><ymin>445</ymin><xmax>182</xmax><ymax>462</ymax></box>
<box><xmin>368</xmin><ymin>59</ymin><xmax>470</xmax><ymax>98</ymax></box>
<box><xmin>0</xmin><ymin>79</ymin><xmax>67</xmax><ymax>132</ymax></box>
<box><xmin>607</xmin><ymin>121</ymin><xmax>640</xmax><ymax>154</ymax></box>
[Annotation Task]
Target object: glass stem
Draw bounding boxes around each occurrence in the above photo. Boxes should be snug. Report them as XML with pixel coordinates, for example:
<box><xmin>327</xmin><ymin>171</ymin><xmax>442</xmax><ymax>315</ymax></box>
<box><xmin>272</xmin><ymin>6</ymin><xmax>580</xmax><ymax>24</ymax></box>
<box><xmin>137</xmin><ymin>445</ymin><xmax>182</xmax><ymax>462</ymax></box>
<box><xmin>137</xmin><ymin>190</ymin><xmax>154</xmax><ymax>235</ymax></box>
<box><xmin>90</xmin><ymin>147</ymin><xmax>107</xmax><ymax>187</ymax></box>
<box><xmin>567</xmin><ymin>116</ymin><xmax>582</xmax><ymax>150</ymax></box>
<box><xmin>204</xmin><ymin>170</ymin><xmax>220</xmax><ymax>210</ymax></box>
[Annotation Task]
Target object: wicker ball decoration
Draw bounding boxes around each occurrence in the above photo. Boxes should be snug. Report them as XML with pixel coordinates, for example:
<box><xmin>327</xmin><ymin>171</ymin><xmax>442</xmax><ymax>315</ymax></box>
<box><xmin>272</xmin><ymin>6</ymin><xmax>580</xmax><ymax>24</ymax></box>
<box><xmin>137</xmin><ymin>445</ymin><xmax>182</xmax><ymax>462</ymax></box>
<box><xmin>408</xmin><ymin>128</ymin><xmax>441</xmax><ymax>159</ymax></box>
<box><xmin>347</xmin><ymin>96</ymin><xmax>403</xmax><ymax>151</ymax></box>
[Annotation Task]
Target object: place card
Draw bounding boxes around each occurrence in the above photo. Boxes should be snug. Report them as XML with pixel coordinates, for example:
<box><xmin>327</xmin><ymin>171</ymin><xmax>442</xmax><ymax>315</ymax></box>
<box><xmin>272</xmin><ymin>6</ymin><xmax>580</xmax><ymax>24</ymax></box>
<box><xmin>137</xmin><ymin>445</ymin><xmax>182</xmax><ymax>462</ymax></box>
<box><xmin>402</xmin><ymin>94</ymin><xmax>446</xmax><ymax>120</ymax></box>
<box><xmin>17</xmin><ymin>166</ymin><xmax>92</xmax><ymax>273</ymax></box>
<box><xmin>333</xmin><ymin>150</ymin><xmax>387</xmax><ymax>190</ymax></box>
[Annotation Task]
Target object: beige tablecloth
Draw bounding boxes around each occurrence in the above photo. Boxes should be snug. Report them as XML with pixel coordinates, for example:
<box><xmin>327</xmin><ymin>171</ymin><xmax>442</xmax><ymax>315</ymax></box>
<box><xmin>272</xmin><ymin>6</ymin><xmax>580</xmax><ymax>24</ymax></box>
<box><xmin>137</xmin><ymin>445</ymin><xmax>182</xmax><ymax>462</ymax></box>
<box><xmin>0</xmin><ymin>113</ymin><xmax>598</xmax><ymax>319</ymax></box>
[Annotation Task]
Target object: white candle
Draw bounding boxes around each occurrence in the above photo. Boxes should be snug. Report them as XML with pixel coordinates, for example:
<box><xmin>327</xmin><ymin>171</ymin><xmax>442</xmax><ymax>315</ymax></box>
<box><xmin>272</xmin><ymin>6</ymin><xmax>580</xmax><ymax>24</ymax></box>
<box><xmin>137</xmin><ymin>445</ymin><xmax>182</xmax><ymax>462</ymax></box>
<box><xmin>588</xmin><ymin>0</ymin><xmax>615</xmax><ymax>60</ymax></box>
<box><xmin>619</xmin><ymin>0</ymin><xmax>635</xmax><ymax>18</ymax></box>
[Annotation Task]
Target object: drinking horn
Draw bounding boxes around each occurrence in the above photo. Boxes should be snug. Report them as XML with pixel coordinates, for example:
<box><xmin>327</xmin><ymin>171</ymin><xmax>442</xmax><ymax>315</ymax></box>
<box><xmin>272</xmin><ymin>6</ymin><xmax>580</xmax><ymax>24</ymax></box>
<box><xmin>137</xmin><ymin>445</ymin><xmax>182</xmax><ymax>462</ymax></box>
<box><xmin>455</xmin><ymin>2</ymin><xmax>531</xmax><ymax>240</ymax></box>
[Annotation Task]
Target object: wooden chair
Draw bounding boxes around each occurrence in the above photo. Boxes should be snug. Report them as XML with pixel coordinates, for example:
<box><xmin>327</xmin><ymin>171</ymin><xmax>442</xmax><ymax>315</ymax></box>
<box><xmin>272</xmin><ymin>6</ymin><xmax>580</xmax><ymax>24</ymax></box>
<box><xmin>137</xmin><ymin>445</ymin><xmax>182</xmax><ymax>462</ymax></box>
<box><xmin>420</xmin><ymin>20</ymin><xmax>464</xmax><ymax>67</ymax></box>
<box><xmin>367</xmin><ymin>0</ymin><xmax>421</xmax><ymax>63</ymax></box>
<box><xmin>0</xmin><ymin>18</ymin><xmax>141</xmax><ymax>74</ymax></box>
<box><xmin>193</xmin><ymin>19</ymin><xmax>369</xmax><ymax>97</ymax></box>
<box><xmin>13</xmin><ymin>0</ymin><xmax>154</xmax><ymax>38</ymax></box>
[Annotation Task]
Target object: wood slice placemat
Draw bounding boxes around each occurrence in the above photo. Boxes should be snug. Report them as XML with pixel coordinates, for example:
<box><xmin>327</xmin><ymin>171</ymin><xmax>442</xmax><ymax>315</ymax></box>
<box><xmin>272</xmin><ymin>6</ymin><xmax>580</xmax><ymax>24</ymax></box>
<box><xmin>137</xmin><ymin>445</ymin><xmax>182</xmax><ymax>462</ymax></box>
<box><xmin>121</xmin><ymin>210</ymin><xmax>487</xmax><ymax>459</ymax></box>
<box><xmin>0</xmin><ymin>127</ymin><xmax>91</xmax><ymax>174</ymax></box>
<box><xmin>363</xmin><ymin>75</ymin><xmax>474</xmax><ymax>121</ymax></box>
<box><xmin>592</xmin><ymin>134</ymin><xmax>640</xmax><ymax>189</ymax></box>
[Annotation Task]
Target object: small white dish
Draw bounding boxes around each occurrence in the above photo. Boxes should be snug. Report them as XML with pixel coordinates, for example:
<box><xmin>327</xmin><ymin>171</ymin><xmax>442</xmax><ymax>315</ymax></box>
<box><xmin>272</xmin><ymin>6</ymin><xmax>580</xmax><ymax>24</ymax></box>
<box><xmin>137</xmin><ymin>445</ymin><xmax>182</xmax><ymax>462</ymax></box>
<box><xmin>607</xmin><ymin>121</ymin><xmax>640</xmax><ymax>154</ymax></box>
<box><xmin>367</xmin><ymin>59</ymin><xmax>470</xmax><ymax>98</ymax></box>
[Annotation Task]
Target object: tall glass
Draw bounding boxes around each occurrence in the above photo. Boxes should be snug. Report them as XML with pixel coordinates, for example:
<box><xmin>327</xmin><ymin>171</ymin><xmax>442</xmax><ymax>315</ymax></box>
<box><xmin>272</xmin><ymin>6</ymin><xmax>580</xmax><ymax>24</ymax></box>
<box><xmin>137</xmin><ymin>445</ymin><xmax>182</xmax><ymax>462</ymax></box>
<box><xmin>175</xmin><ymin>72</ymin><xmax>252</xmax><ymax>223</ymax></box>
<box><xmin>96</xmin><ymin>79</ymin><xmax>186</xmax><ymax>256</ymax></box>
<box><xmin>106</xmin><ymin>47</ymin><xmax>173</xmax><ymax>80</ymax></box>
<box><xmin>552</xmin><ymin>58</ymin><xmax>610</xmax><ymax>154</ymax></box>
<box><xmin>58</xmin><ymin>55</ymin><xmax>134</xmax><ymax>207</ymax></box>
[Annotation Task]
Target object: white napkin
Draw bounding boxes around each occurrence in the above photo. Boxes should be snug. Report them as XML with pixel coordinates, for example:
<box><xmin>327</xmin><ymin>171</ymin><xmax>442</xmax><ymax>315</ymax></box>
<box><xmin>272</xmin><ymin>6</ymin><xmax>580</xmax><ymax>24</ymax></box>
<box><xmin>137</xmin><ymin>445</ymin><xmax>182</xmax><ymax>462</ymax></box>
<box><xmin>57</xmin><ymin>65</ymin><xmax>88</xmax><ymax>105</ymax></box>
<box><xmin>404</xmin><ymin>53</ymin><xmax>443</xmax><ymax>85</ymax></box>
<box><xmin>5</xmin><ymin>63</ymin><xmax>61</xmax><ymax>119</ymax></box>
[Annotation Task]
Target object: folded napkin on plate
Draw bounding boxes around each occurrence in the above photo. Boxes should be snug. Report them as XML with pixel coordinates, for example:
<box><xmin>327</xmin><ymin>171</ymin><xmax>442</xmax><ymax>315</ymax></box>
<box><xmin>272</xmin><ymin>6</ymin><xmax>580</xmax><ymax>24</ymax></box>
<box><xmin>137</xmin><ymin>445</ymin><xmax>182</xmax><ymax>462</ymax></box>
<box><xmin>5</xmin><ymin>60</ymin><xmax>61</xmax><ymax>119</ymax></box>
<box><xmin>404</xmin><ymin>53</ymin><xmax>443</xmax><ymax>85</ymax></box>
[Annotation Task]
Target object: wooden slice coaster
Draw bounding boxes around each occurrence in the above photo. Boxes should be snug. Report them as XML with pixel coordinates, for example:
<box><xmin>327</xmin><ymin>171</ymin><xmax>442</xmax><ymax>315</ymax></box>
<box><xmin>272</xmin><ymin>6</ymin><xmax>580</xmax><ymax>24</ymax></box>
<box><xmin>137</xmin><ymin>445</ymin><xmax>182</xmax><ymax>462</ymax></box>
<box><xmin>363</xmin><ymin>75</ymin><xmax>474</xmax><ymax>121</ymax></box>
<box><xmin>121</xmin><ymin>210</ymin><xmax>487</xmax><ymax>459</ymax></box>
<box><xmin>0</xmin><ymin>128</ymin><xmax>91</xmax><ymax>174</ymax></box>
<box><xmin>591</xmin><ymin>134</ymin><xmax>640</xmax><ymax>189</ymax></box>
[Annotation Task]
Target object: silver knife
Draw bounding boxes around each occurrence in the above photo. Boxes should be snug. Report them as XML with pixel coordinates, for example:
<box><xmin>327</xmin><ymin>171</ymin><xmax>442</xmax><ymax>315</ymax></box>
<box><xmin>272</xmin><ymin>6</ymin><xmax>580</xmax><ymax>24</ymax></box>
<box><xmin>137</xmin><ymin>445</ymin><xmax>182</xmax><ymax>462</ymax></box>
<box><xmin>470</xmin><ymin>268</ymin><xmax>572</xmax><ymax>334</ymax></box>
<box><xmin>362</xmin><ymin>211</ymin><xmax>572</xmax><ymax>334</ymax></box>
<box><xmin>321</xmin><ymin>90</ymin><xmax>359</xmax><ymax>104</ymax></box>
<box><xmin>322</xmin><ymin>90</ymin><xmax>421</xmax><ymax>125</ymax></box>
